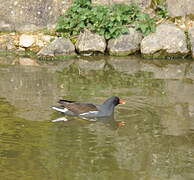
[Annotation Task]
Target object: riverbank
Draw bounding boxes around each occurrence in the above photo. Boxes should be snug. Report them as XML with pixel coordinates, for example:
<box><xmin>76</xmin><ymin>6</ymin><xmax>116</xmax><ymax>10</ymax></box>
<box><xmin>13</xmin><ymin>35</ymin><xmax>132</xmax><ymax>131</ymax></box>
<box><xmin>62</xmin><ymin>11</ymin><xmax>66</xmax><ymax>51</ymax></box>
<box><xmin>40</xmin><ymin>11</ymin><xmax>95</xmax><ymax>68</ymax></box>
<box><xmin>0</xmin><ymin>0</ymin><xmax>194</xmax><ymax>59</ymax></box>
<box><xmin>1</xmin><ymin>22</ymin><xmax>194</xmax><ymax>60</ymax></box>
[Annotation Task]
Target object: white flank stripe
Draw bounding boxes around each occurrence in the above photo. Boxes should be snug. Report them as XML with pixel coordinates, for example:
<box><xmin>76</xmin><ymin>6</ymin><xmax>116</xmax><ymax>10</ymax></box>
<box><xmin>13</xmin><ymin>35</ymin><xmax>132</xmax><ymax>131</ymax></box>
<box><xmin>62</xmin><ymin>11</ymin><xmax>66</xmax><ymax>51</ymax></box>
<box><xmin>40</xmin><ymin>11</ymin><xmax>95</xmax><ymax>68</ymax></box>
<box><xmin>52</xmin><ymin>107</ymin><xmax>68</xmax><ymax>113</ymax></box>
<box><xmin>79</xmin><ymin>111</ymin><xmax>98</xmax><ymax>116</ymax></box>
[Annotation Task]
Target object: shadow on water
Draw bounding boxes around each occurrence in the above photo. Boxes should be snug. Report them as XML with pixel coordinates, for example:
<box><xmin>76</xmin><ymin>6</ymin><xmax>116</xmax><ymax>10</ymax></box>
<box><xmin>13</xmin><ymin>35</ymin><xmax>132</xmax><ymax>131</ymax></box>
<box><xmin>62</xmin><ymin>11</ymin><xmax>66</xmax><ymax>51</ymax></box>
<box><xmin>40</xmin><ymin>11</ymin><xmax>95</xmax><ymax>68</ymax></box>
<box><xmin>0</xmin><ymin>55</ymin><xmax>194</xmax><ymax>180</ymax></box>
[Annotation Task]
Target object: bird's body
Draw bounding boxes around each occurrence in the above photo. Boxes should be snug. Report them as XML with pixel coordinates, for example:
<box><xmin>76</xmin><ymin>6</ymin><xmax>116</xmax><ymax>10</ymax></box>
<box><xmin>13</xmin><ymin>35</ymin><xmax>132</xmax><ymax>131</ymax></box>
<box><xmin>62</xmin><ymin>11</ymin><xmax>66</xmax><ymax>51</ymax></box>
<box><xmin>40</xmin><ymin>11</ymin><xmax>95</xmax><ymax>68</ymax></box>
<box><xmin>51</xmin><ymin>96</ymin><xmax>125</xmax><ymax>120</ymax></box>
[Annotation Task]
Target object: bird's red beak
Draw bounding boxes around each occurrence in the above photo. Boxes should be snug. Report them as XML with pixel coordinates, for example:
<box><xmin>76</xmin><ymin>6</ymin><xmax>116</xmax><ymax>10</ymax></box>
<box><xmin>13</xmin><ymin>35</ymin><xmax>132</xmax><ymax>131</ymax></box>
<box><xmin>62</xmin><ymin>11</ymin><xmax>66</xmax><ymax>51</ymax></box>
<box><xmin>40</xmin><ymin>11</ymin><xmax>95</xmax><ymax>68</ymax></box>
<box><xmin>119</xmin><ymin>99</ymin><xmax>125</xmax><ymax>104</ymax></box>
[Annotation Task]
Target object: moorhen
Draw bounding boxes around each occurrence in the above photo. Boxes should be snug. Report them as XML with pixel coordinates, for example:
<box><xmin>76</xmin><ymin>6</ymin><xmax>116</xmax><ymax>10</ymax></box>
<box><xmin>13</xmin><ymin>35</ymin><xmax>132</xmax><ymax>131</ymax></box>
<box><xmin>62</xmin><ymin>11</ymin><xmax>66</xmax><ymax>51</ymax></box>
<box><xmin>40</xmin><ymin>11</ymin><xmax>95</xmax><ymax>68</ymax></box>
<box><xmin>51</xmin><ymin>96</ymin><xmax>125</xmax><ymax>119</ymax></box>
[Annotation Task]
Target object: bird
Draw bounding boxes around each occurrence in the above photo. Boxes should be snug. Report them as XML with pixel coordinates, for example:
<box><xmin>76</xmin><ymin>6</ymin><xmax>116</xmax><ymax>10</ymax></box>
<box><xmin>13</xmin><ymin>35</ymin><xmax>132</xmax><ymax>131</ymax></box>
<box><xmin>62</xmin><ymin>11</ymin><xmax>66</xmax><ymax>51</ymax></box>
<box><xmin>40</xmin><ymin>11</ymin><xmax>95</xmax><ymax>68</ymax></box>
<box><xmin>51</xmin><ymin>96</ymin><xmax>125</xmax><ymax>120</ymax></box>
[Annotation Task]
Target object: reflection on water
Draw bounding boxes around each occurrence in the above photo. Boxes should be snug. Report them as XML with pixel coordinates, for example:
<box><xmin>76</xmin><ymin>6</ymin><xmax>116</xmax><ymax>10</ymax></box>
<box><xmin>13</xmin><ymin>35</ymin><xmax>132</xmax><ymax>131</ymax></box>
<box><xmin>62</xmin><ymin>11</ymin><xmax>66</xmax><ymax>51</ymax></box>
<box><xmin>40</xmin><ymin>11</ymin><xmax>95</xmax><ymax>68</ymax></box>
<box><xmin>0</xmin><ymin>55</ymin><xmax>194</xmax><ymax>180</ymax></box>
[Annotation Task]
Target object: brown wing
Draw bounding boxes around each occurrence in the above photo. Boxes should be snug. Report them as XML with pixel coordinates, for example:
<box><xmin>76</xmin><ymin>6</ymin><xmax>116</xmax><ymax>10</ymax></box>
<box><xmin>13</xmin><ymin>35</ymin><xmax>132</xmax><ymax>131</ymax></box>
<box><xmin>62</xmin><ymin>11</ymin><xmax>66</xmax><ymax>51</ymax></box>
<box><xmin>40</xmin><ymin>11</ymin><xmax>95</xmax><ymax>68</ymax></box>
<box><xmin>64</xmin><ymin>103</ymin><xmax>98</xmax><ymax>114</ymax></box>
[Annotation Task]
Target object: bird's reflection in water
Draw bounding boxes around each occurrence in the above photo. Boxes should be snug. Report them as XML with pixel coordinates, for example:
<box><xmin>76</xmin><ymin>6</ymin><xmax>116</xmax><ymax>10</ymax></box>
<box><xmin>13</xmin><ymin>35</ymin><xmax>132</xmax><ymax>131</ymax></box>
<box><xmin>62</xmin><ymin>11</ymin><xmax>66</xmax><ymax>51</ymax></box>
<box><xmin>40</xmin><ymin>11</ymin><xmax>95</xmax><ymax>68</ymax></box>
<box><xmin>96</xmin><ymin>116</ymin><xmax>125</xmax><ymax>129</ymax></box>
<box><xmin>51</xmin><ymin>115</ymin><xmax>125</xmax><ymax>130</ymax></box>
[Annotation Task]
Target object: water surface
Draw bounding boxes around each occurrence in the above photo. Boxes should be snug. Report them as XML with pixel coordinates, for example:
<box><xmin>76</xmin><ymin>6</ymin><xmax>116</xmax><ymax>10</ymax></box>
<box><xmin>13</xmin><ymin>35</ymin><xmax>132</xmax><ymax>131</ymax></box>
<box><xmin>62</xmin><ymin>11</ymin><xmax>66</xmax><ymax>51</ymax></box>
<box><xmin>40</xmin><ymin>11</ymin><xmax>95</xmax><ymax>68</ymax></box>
<box><xmin>0</xmin><ymin>55</ymin><xmax>194</xmax><ymax>180</ymax></box>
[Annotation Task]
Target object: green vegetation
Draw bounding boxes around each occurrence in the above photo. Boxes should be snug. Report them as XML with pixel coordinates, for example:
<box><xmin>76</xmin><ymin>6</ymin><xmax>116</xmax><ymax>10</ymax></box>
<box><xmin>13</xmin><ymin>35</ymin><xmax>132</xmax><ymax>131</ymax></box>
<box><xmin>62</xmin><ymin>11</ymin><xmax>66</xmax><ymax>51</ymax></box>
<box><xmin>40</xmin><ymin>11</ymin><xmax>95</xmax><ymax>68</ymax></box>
<box><xmin>135</xmin><ymin>13</ymin><xmax>156</xmax><ymax>35</ymax></box>
<box><xmin>155</xmin><ymin>5</ymin><xmax>168</xmax><ymax>18</ymax></box>
<box><xmin>56</xmin><ymin>0</ymin><xmax>156</xmax><ymax>39</ymax></box>
<box><xmin>152</xmin><ymin>0</ymin><xmax>168</xmax><ymax>18</ymax></box>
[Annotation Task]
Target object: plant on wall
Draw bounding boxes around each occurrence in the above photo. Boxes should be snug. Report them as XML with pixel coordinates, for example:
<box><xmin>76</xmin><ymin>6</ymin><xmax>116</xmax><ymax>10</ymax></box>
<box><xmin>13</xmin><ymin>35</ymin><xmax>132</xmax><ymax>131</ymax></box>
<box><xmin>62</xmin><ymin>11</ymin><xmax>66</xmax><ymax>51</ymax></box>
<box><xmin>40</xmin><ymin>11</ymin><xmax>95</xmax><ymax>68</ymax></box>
<box><xmin>56</xmin><ymin>0</ymin><xmax>156</xmax><ymax>39</ymax></box>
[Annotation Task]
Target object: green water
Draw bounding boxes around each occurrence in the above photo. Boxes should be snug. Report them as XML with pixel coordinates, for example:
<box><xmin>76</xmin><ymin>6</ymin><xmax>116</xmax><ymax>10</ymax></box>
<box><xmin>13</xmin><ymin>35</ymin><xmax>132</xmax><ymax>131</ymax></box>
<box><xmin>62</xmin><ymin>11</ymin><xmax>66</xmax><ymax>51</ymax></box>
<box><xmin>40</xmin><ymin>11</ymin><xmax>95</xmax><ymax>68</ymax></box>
<box><xmin>0</xmin><ymin>56</ymin><xmax>194</xmax><ymax>180</ymax></box>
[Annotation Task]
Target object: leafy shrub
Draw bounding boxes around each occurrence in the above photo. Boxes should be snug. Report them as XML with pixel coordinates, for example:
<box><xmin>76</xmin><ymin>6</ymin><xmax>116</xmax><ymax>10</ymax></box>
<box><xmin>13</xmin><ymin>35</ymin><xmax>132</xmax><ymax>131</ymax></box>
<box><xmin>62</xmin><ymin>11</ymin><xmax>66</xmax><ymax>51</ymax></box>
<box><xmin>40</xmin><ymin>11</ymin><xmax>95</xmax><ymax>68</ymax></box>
<box><xmin>135</xmin><ymin>13</ymin><xmax>156</xmax><ymax>35</ymax></box>
<box><xmin>56</xmin><ymin>0</ymin><xmax>156</xmax><ymax>39</ymax></box>
<box><xmin>56</xmin><ymin>0</ymin><xmax>92</xmax><ymax>36</ymax></box>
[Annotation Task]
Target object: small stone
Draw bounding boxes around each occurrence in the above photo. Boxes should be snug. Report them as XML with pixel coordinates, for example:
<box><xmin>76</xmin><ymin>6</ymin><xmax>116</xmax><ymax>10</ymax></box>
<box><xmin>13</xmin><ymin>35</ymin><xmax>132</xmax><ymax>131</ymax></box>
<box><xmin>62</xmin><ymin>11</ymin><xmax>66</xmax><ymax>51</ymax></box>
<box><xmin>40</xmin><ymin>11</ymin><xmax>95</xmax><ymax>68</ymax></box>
<box><xmin>37</xmin><ymin>37</ymin><xmax>75</xmax><ymax>57</ymax></box>
<box><xmin>41</xmin><ymin>35</ymin><xmax>54</xmax><ymax>43</ymax></box>
<box><xmin>6</xmin><ymin>41</ymin><xmax>16</xmax><ymax>50</ymax></box>
<box><xmin>108</xmin><ymin>28</ymin><xmax>143</xmax><ymax>56</ymax></box>
<box><xmin>19</xmin><ymin>34</ymin><xmax>35</xmax><ymax>48</ymax></box>
<box><xmin>75</xmin><ymin>29</ymin><xmax>106</xmax><ymax>54</ymax></box>
<box><xmin>18</xmin><ymin>47</ymin><xmax>26</xmax><ymax>51</ymax></box>
<box><xmin>35</xmin><ymin>38</ymin><xmax>45</xmax><ymax>47</ymax></box>
<box><xmin>0</xmin><ymin>34</ymin><xmax>16</xmax><ymax>51</ymax></box>
<box><xmin>167</xmin><ymin>0</ymin><xmax>194</xmax><ymax>17</ymax></box>
<box><xmin>141</xmin><ymin>23</ymin><xmax>189</xmax><ymax>58</ymax></box>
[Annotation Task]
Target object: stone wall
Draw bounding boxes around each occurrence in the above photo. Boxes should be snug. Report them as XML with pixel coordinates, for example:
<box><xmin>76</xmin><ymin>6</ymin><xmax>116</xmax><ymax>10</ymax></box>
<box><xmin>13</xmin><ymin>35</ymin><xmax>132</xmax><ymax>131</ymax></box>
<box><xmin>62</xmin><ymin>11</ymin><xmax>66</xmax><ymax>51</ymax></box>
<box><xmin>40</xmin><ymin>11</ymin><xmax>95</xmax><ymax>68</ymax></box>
<box><xmin>0</xmin><ymin>0</ymin><xmax>194</xmax><ymax>32</ymax></box>
<box><xmin>92</xmin><ymin>0</ymin><xmax>151</xmax><ymax>8</ymax></box>
<box><xmin>0</xmin><ymin>0</ymin><xmax>194</xmax><ymax>59</ymax></box>
<box><xmin>167</xmin><ymin>0</ymin><xmax>194</xmax><ymax>17</ymax></box>
<box><xmin>0</xmin><ymin>0</ymin><xmax>72</xmax><ymax>32</ymax></box>
<box><xmin>1</xmin><ymin>23</ymin><xmax>194</xmax><ymax>59</ymax></box>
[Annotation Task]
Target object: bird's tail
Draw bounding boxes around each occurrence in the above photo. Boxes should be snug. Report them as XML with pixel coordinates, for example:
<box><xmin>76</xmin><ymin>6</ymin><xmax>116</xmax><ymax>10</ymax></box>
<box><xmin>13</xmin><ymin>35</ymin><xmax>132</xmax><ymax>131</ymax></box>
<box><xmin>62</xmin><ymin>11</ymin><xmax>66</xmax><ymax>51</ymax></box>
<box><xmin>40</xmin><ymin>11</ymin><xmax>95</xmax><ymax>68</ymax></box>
<box><xmin>58</xmin><ymin>99</ymin><xmax>75</xmax><ymax>104</ymax></box>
